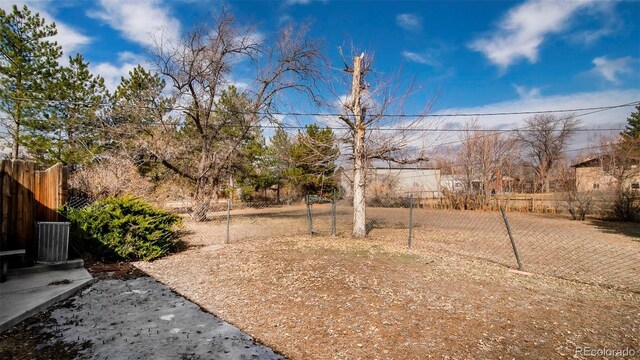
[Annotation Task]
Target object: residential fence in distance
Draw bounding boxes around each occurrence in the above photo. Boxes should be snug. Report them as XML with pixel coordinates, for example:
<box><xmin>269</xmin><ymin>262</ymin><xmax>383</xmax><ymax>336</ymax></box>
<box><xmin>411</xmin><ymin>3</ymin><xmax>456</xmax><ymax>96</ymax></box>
<box><xmin>203</xmin><ymin>195</ymin><xmax>639</xmax><ymax>293</ymax></box>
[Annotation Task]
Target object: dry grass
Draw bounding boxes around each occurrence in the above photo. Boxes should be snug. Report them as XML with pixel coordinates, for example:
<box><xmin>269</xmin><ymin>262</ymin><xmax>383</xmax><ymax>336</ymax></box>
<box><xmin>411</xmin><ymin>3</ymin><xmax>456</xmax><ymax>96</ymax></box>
<box><xmin>198</xmin><ymin>205</ymin><xmax>640</xmax><ymax>292</ymax></box>
<box><xmin>135</xmin><ymin>217</ymin><xmax>640</xmax><ymax>359</ymax></box>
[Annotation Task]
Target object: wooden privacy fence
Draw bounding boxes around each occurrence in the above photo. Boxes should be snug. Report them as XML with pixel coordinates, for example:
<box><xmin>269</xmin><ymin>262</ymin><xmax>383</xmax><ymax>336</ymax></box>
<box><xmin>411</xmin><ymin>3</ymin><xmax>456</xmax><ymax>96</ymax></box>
<box><xmin>0</xmin><ymin>160</ymin><xmax>68</xmax><ymax>259</ymax></box>
<box><xmin>414</xmin><ymin>193</ymin><xmax>565</xmax><ymax>214</ymax></box>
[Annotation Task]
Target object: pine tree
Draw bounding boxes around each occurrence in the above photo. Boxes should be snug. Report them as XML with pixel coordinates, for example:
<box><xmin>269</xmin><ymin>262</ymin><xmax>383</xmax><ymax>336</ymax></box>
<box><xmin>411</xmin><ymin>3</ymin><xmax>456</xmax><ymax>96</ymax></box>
<box><xmin>624</xmin><ymin>103</ymin><xmax>640</xmax><ymax>139</ymax></box>
<box><xmin>0</xmin><ymin>5</ymin><xmax>62</xmax><ymax>159</ymax></box>
<box><xmin>110</xmin><ymin>65</ymin><xmax>172</xmax><ymax>177</ymax></box>
<box><xmin>112</xmin><ymin>65</ymin><xmax>169</xmax><ymax>127</ymax></box>
<box><xmin>25</xmin><ymin>54</ymin><xmax>108</xmax><ymax>166</ymax></box>
<box><xmin>268</xmin><ymin>127</ymin><xmax>292</xmax><ymax>200</ymax></box>
<box><xmin>286</xmin><ymin>124</ymin><xmax>339</xmax><ymax>195</ymax></box>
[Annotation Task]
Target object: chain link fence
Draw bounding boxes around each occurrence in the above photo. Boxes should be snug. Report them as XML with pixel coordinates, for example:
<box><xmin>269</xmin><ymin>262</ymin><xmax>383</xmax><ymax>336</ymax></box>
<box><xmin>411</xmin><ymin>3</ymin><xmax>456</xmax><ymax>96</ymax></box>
<box><xmin>209</xmin><ymin>194</ymin><xmax>639</xmax><ymax>293</ymax></box>
<box><xmin>65</xmin><ymin>195</ymin><xmax>95</xmax><ymax>209</ymax></box>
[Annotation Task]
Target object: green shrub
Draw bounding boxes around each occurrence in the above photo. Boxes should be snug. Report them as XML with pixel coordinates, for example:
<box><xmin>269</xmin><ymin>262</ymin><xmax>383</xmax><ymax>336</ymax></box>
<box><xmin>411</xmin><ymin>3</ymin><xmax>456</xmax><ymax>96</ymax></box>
<box><xmin>65</xmin><ymin>196</ymin><xmax>182</xmax><ymax>261</ymax></box>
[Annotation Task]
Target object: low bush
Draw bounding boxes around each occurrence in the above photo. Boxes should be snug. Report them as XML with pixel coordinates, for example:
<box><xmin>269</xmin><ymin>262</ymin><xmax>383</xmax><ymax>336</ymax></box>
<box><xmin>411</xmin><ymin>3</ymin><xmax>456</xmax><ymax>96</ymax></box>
<box><xmin>65</xmin><ymin>196</ymin><xmax>182</xmax><ymax>261</ymax></box>
<box><xmin>609</xmin><ymin>190</ymin><xmax>640</xmax><ymax>222</ymax></box>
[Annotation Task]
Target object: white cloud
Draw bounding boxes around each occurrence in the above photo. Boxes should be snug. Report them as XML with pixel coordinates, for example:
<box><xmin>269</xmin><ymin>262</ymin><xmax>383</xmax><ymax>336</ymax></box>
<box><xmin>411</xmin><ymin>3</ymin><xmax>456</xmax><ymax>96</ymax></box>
<box><xmin>278</xmin><ymin>14</ymin><xmax>293</xmax><ymax>25</ymax></box>
<box><xmin>90</xmin><ymin>52</ymin><xmax>148</xmax><ymax>91</ymax></box>
<box><xmin>54</xmin><ymin>22</ymin><xmax>92</xmax><ymax>56</ymax></box>
<box><xmin>284</xmin><ymin>0</ymin><xmax>327</xmax><ymax>5</ymax></box>
<box><xmin>468</xmin><ymin>0</ymin><xmax>607</xmax><ymax>70</ymax></box>
<box><xmin>226</xmin><ymin>78</ymin><xmax>250</xmax><ymax>92</ymax></box>
<box><xmin>513</xmin><ymin>85</ymin><xmax>542</xmax><ymax>99</ymax></box>
<box><xmin>89</xmin><ymin>0</ymin><xmax>181</xmax><ymax>48</ymax></box>
<box><xmin>591</xmin><ymin>56</ymin><xmax>636</xmax><ymax>83</ymax></box>
<box><xmin>402</xmin><ymin>51</ymin><xmax>439</xmax><ymax>67</ymax></box>
<box><xmin>0</xmin><ymin>1</ymin><xmax>91</xmax><ymax>56</ymax></box>
<box><xmin>243</xmin><ymin>31</ymin><xmax>265</xmax><ymax>46</ymax></box>
<box><xmin>569</xmin><ymin>23</ymin><xmax>616</xmax><ymax>45</ymax></box>
<box><xmin>396</xmin><ymin>13</ymin><xmax>422</xmax><ymax>32</ymax></box>
<box><xmin>116</xmin><ymin>51</ymin><xmax>147</xmax><ymax>64</ymax></box>
<box><xmin>566</xmin><ymin>2</ymin><xmax>621</xmax><ymax>45</ymax></box>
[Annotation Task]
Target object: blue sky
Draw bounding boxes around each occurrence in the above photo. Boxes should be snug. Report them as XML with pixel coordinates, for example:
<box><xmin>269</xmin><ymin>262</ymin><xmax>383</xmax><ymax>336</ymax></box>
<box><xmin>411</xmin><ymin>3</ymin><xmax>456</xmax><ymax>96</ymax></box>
<box><xmin>2</xmin><ymin>0</ymin><xmax>640</xmax><ymax>151</ymax></box>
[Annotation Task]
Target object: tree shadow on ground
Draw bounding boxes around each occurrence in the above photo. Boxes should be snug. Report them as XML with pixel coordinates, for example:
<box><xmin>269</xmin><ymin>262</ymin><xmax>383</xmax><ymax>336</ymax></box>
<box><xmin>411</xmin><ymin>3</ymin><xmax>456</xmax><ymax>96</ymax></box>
<box><xmin>588</xmin><ymin>219</ymin><xmax>640</xmax><ymax>239</ymax></box>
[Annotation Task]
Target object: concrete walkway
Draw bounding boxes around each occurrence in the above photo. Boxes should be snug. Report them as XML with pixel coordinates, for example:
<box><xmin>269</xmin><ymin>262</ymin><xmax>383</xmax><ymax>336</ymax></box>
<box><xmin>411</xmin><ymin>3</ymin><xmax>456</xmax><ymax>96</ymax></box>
<box><xmin>0</xmin><ymin>267</ymin><xmax>93</xmax><ymax>333</ymax></box>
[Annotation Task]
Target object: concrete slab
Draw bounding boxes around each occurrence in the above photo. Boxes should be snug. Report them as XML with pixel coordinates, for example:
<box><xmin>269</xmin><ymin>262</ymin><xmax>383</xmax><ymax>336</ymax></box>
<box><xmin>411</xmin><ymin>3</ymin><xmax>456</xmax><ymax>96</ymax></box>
<box><xmin>0</xmin><ymin>268</ymin><xmax>93</xmax><ymax>333</ymax></box>
<box><xmin>8</xmin><ymin>259</ymin><xmax>85</xmax><ymax>276</ymax></box>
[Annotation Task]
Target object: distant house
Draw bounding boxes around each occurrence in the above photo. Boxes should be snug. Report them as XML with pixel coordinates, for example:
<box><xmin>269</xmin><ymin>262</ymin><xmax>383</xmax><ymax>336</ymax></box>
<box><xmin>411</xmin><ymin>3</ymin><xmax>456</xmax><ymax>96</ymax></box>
<box><xmin>489</xmin><ymin>175</ymin><xmax>520</xmax><ymax>194</ymax></box>
<box><xmin>571</xmin><ymin>155</ymin><xmax>640</xmax><ymax>192</ymax></box>
<box><xmin>440</xmin><ymin>174</ymin><xmax>465</xmax><ymax>193</ymax></box>
<box><xmin>338</xmin><ymin>167</ymin><xmax>442</xmax><ymax>198</ymax></box>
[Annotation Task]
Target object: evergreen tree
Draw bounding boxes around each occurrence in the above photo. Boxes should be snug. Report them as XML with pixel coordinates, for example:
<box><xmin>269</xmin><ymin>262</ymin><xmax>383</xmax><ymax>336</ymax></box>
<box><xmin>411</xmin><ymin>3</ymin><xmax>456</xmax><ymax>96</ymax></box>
<box><xmin>112</xmin><ymin>65</ymin><xmax>169</xmax><ymax>127</ymax></box>
<box><xmin>286</xmin><ymin>124</ymin><xmax>338</xmax><ymax>195</ymax></box>
<box><xmin>234</xmin><ymin>132</ymin><xmax>277</xmax><ymax>201</ymax></box>
<box><xmin>211</xmin><ymin>87</ymin><xmax>269</xmax><ymax>199</ymax></box>
<box><xmin>623</xmin><ymin>103</ymin><xmax>640</xmax><ymax>139</ymax></box>
<box><xmin>0</xmin><ymin>5</ymin><xmax>62</xmax><ymax>159</ymax></box>
<box><xmin>267</xmin><ymin>127</ymin><xmax>292</xmax><ymax>200</ymax></box>
<box><xmin>25</xmin><ymin>54</ymin><xmax>108</xmax><ymax>166</ymax></box>
<box><xmin>111</xmin><ymin>65</ymin><xmax>171</xmax><ymax>177</ymax></box>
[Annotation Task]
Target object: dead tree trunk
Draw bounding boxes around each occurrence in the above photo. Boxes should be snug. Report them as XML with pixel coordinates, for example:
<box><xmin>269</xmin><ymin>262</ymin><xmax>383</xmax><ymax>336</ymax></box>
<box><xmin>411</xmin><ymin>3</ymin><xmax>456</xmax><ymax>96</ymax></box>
<box><xmin>351</xmin><ymin>54</ymin><xmax>367</xmax><ymax>238</ymax></box>
<box><xmin>337</xmin><ymin>50</ymin><xmax>436</xmax><ymax>237</ymax></box>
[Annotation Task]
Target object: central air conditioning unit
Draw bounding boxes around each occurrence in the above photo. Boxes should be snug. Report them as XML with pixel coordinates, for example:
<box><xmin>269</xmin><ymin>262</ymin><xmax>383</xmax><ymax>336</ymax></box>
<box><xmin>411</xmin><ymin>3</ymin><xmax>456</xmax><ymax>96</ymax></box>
<box><xmin>36</xmin><ymin>222</ymin><xmax>71</xmax><ymax>263</ymax></box>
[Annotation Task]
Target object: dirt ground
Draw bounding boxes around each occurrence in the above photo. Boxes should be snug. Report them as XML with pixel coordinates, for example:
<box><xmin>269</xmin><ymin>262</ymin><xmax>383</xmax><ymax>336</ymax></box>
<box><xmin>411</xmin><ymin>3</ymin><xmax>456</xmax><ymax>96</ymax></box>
<box><xmin>136</xmin><ymin>219</ymin><xmax>640</xmax><ymax>359</ymax></box>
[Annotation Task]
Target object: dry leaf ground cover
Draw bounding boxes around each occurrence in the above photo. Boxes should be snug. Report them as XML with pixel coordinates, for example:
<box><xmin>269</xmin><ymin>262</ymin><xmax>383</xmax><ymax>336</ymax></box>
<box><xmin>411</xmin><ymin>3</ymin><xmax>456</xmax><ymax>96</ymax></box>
<box><xmin>135</xmin><ymin>211</ymin><xmax>640</xmax><ymax>359</ymax></box>
<box><xmin>201</xmin><ymin>204</ymin><xmax>640</xmax><ymax>291</ymax></box>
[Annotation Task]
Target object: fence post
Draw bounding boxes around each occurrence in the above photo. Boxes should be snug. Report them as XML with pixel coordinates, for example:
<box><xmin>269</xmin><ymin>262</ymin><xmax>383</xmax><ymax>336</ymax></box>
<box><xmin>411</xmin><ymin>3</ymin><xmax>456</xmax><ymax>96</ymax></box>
<box><xmin>331</xmin><ymin>189</ymin><xmax>337</xmax><ymax>236</ymax></box>
<box><xmin>500</xmin><ymin>206</ymin><xmax>524</xmax><ymax>271</ymax></box>
<box><xmin>408</xmin><ymin>194</ymin><xmax>413</xmax><ymax>249</ymax></box>
<box><xmin>306</xmin><ymin>194</ymin><xmax>313</xmax><ymax>236</ymax></box>
<box><xmin>225</xmin><ymin>198</ymin><xmax>231</xmax><ymax>244</ymax></box>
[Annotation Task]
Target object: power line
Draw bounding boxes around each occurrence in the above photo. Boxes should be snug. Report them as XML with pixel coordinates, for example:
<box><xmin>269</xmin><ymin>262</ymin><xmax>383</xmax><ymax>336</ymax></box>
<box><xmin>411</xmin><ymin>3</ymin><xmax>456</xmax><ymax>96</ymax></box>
<box><xmin>360</xmin><ymin>142</ymin><xmax>625</xmax><ymax>179</ymax></box>
<box><xmin>6</xmin><ymin>96</ymin><xmax>639</xmax><ymax>118</ymax></box>
<box><xmin>0</xmin><ymin>115</ymin><xmax>626</xmax><ymax>133</ymax></box>
<box><xmin>418</xmin><ymin>106</ymin><xmax>620</xmax><ymax>152</ymax></box>
<box><xmin>258</xmin><ymin>124</ymin><xmax>623</xmax><ymax>132</ymax></box>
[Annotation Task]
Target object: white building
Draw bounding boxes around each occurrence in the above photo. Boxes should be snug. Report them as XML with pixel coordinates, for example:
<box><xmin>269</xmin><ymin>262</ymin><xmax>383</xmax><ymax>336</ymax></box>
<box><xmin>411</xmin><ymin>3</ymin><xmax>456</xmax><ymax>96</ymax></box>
<box><xmin>339</xmin><ymin>167</ymin><xmax>442</xmax><ymax>198</ymax></box>
<box><xmin>440</xmin><ymin>174</ymin><xmax>465</xmax><ymax>193</ymax></box>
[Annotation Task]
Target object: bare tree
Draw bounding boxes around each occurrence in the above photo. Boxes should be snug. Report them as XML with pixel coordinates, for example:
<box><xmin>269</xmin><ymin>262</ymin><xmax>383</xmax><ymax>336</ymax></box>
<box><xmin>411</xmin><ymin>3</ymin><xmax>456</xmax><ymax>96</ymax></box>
<box><xmin>115</xmin><ymin>12</ymin><xmax>323</xmax><ymax>220</ymax></box>
<box><xmin>556</xmin><ymin>159</ymin><xmax>596</xmax><ymax>220</ymax></box>
<box><xmin>500</xmin><ymin>145</ymin><xmax>524</xmax><ymax>193</ymax></box>
<box><xmin>457</xmin><ymin>123</ymin><xmax>477</xmax><ymax>202</ymax></box>
<box><xmin>517</xmin><ymin>114</ymin><xmax>580</xmax><ymax>193</ymax></box>
<box><xmin>334</xmin><ymin>51</ymin><xmax>438</xmax><ymax>237</ymax></box>
<box><xmin>599</xmin><ymin>134</ymin><xmax>640</xmax><ymax>187</ymax></box>
<box><xmin>594</xmin><ymin>134</ymin><xmax>640</xmax><ymax>220</ymax></box>
<box><xmin>457</xmin><ymin>119</ymin><xmax>518</xmax><ymax>202</ymax></box>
